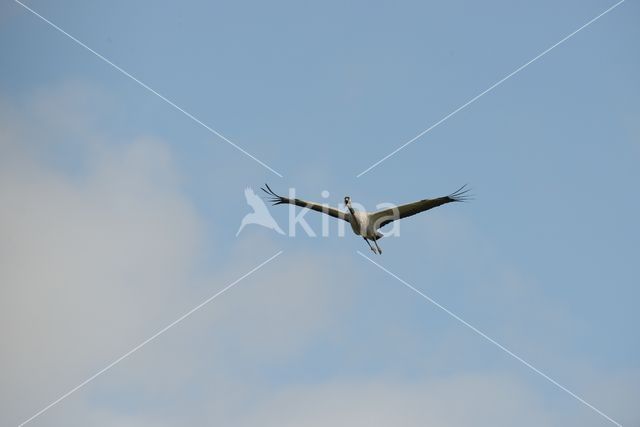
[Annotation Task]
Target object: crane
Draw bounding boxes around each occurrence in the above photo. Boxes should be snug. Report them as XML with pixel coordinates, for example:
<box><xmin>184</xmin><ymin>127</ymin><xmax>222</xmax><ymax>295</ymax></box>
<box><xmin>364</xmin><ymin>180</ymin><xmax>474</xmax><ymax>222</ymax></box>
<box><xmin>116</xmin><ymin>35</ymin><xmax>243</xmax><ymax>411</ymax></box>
<box><xmin>261</xmin><ymin>184</ymin><xmax>471</xmax><ymax>254</ymax></box>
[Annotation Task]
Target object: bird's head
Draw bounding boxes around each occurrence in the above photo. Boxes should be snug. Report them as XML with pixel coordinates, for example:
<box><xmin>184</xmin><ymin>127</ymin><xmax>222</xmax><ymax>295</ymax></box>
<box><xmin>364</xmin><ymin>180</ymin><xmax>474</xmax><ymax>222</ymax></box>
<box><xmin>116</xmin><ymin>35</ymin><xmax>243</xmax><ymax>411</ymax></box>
<box><xmin>344</xmin><ymin>196</ymin><xmax>351</xmax><ymax>207</ymax></box>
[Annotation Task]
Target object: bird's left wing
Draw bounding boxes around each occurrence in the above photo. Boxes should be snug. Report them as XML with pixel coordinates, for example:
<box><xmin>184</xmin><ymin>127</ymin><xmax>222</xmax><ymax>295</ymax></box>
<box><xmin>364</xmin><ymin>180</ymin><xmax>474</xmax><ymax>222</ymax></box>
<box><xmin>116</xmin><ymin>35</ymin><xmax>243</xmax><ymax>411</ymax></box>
<box><xmin>261</xmin><ymin>184</ymin><xmax>349</xmax><ymax>222</ymax></box>
<box><xmin>370</xmin><ymin>185</ymin><xmax>471</xmax><ymax>229</ymax></box>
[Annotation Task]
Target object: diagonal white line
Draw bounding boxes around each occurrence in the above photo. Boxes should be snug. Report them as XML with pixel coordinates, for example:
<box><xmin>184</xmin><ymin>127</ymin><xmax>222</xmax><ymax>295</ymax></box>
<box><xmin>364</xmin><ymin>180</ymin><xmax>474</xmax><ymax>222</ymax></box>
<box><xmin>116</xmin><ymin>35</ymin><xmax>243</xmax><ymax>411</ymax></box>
<box><xmin>13</xmin><ymin>0</ymin><xmax>283</xmax><ymax>178</ymax></box>
<box><xmin>357</xmin><ymin>251</ymin><xmax>622</xmax><ymax>426</ymax></box>
<box><xmin>356</xmin><ymin>0</ymin><xmax>625</xmax><ymax>178</ymax></box>
<box><xmin>18</xmin><ymin>250</ymin><xmax>284</xmax><ymax>427</ymax></box>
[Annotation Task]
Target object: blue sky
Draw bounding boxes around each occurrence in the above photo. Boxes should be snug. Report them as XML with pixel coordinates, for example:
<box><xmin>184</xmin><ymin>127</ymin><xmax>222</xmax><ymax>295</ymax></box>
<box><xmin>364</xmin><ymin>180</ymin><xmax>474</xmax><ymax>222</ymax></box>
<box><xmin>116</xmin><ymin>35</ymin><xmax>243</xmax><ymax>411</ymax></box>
<box><xmin>1</xmin><ymin>0</ymin><xmax>638</xmax><ymax>425</ymax></box>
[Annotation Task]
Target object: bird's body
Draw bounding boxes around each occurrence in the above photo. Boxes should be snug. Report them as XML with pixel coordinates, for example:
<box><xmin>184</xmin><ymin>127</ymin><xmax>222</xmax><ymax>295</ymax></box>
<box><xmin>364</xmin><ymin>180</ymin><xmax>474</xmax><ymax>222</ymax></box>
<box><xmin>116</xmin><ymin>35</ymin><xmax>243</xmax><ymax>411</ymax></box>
<box><xmin>261</xmin><ymin>184</ymin><xmax>470</xmax><ymax>254</ymax></box>
<box><xmin>346</xmin><ymin>207</ymin><xmax>383</xmax><ymax>240</ymax></box>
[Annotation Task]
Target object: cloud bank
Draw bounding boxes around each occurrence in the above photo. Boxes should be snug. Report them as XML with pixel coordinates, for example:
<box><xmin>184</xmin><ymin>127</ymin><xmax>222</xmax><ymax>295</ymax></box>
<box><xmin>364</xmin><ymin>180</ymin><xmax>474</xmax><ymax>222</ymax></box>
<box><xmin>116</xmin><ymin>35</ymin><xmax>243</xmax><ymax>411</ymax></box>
<box><xmin>1</xmin><ymin>84</ymin><xmax>636</xmax><ymax>427</ymax></box>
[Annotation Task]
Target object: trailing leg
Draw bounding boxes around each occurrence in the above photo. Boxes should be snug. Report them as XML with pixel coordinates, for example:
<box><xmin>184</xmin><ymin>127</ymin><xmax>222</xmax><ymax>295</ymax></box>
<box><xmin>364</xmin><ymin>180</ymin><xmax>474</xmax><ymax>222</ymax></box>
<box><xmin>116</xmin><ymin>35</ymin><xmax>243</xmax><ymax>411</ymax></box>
<box><xmin>363</xmin><ymin>237</ymin><xmax>377</xmax><ymax>254</ymax></box>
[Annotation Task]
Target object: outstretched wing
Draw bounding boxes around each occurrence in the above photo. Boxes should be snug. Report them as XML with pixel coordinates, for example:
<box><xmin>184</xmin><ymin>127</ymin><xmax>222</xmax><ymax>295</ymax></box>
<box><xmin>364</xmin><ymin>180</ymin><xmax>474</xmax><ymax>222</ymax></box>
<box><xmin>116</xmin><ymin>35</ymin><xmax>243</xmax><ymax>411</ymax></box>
<box><xmin>370</xmin><ymin>185</ymin><xmax>472</xmax><ymax>230</ymax></box>
<box><xmin>261</xmin><ymin>184</ymin><xmax>349</xmax><ymax>222</ymax></box>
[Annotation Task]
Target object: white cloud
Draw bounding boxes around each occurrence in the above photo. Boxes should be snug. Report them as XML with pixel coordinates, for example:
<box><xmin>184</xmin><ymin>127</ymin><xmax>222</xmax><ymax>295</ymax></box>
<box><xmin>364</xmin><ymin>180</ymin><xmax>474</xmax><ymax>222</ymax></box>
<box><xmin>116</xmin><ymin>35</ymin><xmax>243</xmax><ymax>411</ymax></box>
<box><xmin>0</xmin><ymin>88</ymin><xmax>204</xmax><ymax>423</ymax></box>
<box><xmin>233</xmin><ymin>374</ymin><xmax>555</xmax><ymax>427</ymax></box>
<box><xmin>0</xmin><ymin>84</ymin><xmax>358</xmax><ymax>426</ymax></box>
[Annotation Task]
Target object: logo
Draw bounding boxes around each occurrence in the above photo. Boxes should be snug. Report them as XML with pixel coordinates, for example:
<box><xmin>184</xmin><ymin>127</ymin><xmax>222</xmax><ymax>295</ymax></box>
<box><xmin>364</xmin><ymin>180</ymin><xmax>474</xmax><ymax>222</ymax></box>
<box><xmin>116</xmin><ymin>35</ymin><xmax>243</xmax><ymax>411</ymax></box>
<box><xmin>236</xmin><ymin>187</ymin><xmax>285</xmax><ymax>236</ymax></box>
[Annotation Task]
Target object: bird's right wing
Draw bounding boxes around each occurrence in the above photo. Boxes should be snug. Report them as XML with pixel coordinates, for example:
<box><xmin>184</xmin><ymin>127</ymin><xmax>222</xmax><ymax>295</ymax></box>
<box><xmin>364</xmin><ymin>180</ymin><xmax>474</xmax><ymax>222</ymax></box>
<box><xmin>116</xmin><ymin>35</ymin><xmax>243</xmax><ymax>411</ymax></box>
<box><xmin>261</xmin><ymin>184</ymin><xmax>349</xmax><ymax>222</ymax></box>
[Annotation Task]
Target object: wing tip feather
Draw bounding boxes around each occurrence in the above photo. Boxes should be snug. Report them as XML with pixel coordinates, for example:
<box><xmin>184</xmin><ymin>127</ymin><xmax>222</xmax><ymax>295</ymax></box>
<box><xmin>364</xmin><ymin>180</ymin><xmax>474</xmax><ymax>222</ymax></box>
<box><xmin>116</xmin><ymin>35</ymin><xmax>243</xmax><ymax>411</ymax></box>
<box><xmin>260</xmin><ymin>183</ymin><xmax>286</xmax><ymax>205</ymax></box>
<box><xmin>449</xmin><ymin>184</ymin><xmax>473</xmax><ymax>202</ymax></box>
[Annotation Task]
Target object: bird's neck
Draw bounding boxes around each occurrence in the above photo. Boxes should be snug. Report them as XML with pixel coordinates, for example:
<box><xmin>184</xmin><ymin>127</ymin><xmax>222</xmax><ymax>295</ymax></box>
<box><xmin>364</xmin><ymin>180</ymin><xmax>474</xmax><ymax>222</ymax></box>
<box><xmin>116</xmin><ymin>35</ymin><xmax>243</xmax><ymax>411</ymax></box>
<box><xmin>348</xmin><ymin>206</ymin><xmax>358</xmax><ymax>225</ymax></box>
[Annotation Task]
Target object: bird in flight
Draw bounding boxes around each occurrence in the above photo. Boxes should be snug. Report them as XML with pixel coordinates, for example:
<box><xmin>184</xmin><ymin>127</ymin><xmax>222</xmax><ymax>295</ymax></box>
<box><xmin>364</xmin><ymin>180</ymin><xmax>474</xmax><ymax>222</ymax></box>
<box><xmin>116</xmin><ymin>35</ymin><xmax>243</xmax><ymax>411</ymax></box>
<box><xmin>261</xmin><ymin>184</ymin><xmax>471</xmax><ymax>254</ymax></box>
